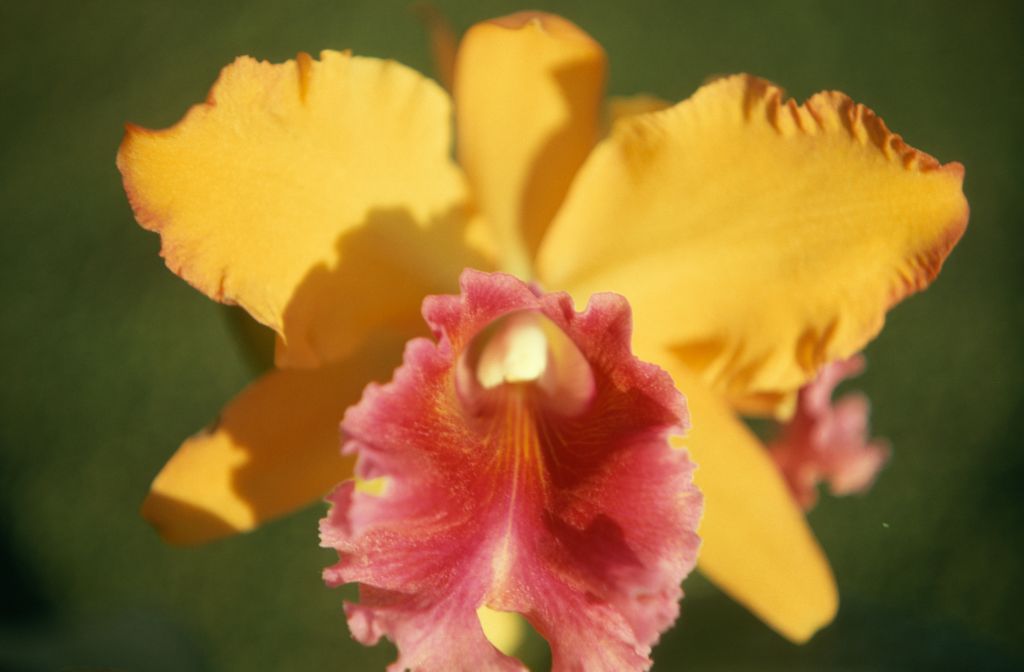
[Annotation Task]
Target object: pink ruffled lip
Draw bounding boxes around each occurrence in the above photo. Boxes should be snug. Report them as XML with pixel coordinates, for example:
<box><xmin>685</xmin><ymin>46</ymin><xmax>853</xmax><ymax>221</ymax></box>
<box><xmin>321</xmin><ymin>269</ymin><xmax>702</xmax><ymax>671</ymax></box>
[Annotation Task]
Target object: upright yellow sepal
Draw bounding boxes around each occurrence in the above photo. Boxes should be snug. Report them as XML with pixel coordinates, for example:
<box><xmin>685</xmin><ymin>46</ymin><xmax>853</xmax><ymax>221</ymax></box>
<box><xmin>454</xmin><ymin>12</ymin><xmax>607</xmax><ymax>276</ymax></box>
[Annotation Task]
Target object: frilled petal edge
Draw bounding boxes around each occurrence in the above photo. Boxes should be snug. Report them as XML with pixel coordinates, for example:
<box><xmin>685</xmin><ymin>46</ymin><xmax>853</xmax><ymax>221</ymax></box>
<box><xmin>539</xmin><ymin>74</ymin><xmax>968</xmax><ymax>414</ymax></box>
<box><xmin>119</xmin><ymin>50</ymin><xmax>488</xmax><ymax>369</ymax></box>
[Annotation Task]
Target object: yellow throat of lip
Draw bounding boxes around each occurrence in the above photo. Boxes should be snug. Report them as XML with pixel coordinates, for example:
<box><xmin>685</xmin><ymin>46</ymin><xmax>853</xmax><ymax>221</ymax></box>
<box><xmin>476</xmin><ymin>313</ymin><xmax>550</xmax><ymax>388</ymax></box>
<box><xmin>468</xmin><ymin>310</ymin><xmax>596</xmax><ymax>417</ymax></box>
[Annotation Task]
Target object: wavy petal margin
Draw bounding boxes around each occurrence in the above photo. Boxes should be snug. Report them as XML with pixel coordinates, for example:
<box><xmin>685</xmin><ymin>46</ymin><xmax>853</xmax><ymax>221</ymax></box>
<box><xmin>119</xmin><ymin>50</ymin><xmax>485</xmax><ymax>368</ymax></box>
<box><xmin>539</xmin><ymin>74</ymin><xmax>968</xmax><ymax>413</ymax></box>
<box><xmin>321</xmin><ymin>270</ymin><xmax>701</xmax><ymax>671</ymax></box>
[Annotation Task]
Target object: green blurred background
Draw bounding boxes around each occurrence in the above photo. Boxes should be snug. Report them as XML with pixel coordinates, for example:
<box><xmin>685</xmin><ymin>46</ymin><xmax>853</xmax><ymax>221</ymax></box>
<box><xmin>2</xmin><ymin>0</ymin><xmax>1022</xmax><ymax>670</ymax></box>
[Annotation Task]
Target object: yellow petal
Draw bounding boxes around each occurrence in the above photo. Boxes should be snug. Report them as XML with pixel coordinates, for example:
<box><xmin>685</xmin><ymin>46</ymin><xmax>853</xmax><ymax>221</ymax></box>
<box><xmin>142</xmin><ymin>340</ymin><xmax>402</xmax><ymax>545</ymax></box>
<box><xmin>119</xmin><ymin>51</ymin><xmax>488</xmax><ymax>368</ymax></box>
<box><xmin>454</xmin><ymin>12</ymin><xmax>607</xmax><ymax>276</ymax></box>
<box><xmin>655</xmin><ymin>351</ymin><xmax>837</xmax><ymax>642</ymax></box>
<box><xmin>477</xmin><ymin>607</ymin><xmax>526</xmax><ymax>655</ymax></box>
<box><xmin>538</xmin><ymin>75</ymin><xmax>968</xmax><ymax>409</ymax></box>
<box><xmin>605</xmin><ymin>94</ymin><xmax>671</xmax><ymax>126</ymax></box>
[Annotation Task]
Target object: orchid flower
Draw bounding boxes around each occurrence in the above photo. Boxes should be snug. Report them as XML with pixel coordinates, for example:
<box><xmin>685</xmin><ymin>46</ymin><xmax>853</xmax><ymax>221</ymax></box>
<box><xmin>118</xmin><ymin>8</ymin><xmax>967</xmax><ymax>654</ymax></box>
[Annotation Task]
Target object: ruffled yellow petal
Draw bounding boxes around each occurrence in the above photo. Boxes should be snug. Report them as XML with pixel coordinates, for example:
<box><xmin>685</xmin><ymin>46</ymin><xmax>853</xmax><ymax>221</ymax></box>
<box><xmin>654</xmin><ymin>351</ymin><xmax>837</xmax><ymax>642</ymax></box>
<box><xmin>539</xmin><ymin>75</ymin><xmax>968</xmax><ymax>409</ymax></box>
<box><xmin>119</xmin><ymin>51</ymin><xmax>487</xmax><ymax>369</ymax></box>
<box><xmin>142</xmin><ymin>341</ymin><xmax>401</xmax><ymax>545</ymax></box>
<box><xmin>454</xmin><ymin>12</ymin><xmax>607</xmax><ymax>276</ymax></box>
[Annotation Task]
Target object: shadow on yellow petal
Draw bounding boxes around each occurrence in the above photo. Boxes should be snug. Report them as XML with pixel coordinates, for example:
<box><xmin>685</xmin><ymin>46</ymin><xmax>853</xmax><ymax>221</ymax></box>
<box><xmin>455</xmin><ymin>12</ymin><xmax>606</xmax><ymax>275</ymax></box>
<box><xmin>142</xmin><ymin>495</ymin><xmax>241</xmax><ymax>545</ymax></box>
<box><xmin>276</xmin><ymin>206</ymin><xmax>493</xmax><ymax>368</ymax></box>
<box><xmin>652</xmin><ymin>350</ymin><xmax>838</xmax><ymax>643</ymax></box>
<box><xmin>142</xmin><ymin>335</ymin><xmax>404</xmax><ymax>545</ymax></box>
<box><xmin>118</xmin><ymin>50</ymin><xmax>474</xmax><ymax>368</ymax></box>
<box><xmin>540</xmin><ymin>74</ymin><xmax>968</xmax><ymax>413</ymax></box>
<box><xmin>143</xmin><ymin>204</ymin><xmax>491</xmax><ymax>544</ymax></box>
<box><xmin>604</xmin><ymin>94</ymin><xmax>671</xmax><ymax>130</ymax></box>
